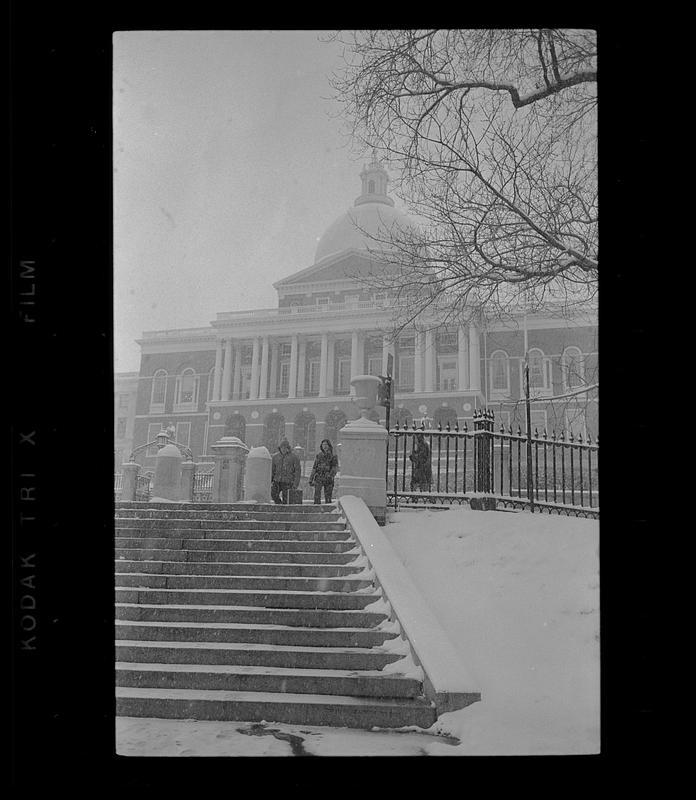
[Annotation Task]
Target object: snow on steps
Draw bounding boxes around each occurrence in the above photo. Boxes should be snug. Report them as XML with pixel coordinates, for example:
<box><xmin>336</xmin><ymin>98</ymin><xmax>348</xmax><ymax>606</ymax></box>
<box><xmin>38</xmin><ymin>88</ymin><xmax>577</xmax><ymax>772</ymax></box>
<box><xmin>114</xmin><ymin>501</ymin><xmax>436</xmax><ymax>729</ymax></box>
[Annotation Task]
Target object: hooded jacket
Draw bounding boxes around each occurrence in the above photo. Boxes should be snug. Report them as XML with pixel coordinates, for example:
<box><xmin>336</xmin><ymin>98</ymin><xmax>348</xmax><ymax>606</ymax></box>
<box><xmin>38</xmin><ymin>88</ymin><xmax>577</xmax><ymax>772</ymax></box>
<box><xmin>271</xmin><ymin>439</ymin><xmax>301</xmax><ymax>487</ymax></box>
<box><xmin>309</xmin><ymin>440</ymin><xmax>339</xmax><ymax>486</ymax></box>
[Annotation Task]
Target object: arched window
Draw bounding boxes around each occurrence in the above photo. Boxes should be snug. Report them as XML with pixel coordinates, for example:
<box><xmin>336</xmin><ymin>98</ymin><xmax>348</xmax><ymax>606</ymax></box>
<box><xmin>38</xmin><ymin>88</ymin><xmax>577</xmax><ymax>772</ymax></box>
<box><xmin>490</xmin><ymin>351</ymin><xmax>510</xmax><ymax>395</ymax></box>
<box><xmin>562</xmin><ymin>347</ymin><xmax>584</xmax><ymax>390</ymax></box>
<box><xmin>324</xmin><ymin>410</ymin><xmax>348</xmax><ymax>449</ymax></box>
<box><xmin>150</xmin><ymin>370</ymin><xmax>167</xmax><ymax>412</ymax></box>
<box><xmin>264</xmin><ymin>412</ymin><xmax>286</xmax><ymax>452</ymax></box>
<box><xmin>527</xmin><ymin>348</ymin><xmax>550</xmax><ymax>391</ymax></box>
<box><xmin>432</xmin><ymin>406</ymin><xmax>458</xmax><ymax>430</ymax></box>
<box><xmin>293</xmin><ymin>411</ymin><xmax>316</xmax><ymax>454</ymax></box>
<box><xmin>368</xmin><ymin>179</ymin><xmax>375</xmax><ymax>194</ymax></box>
<box><xmin>224</xmin><ymin>414</ymin><xmax>246</xmax><ymax>442</ymax></box>
<box><xmin>175</xmin><ymin>367</ymin><xmax>200</xmax><ymax>410</ymax></box>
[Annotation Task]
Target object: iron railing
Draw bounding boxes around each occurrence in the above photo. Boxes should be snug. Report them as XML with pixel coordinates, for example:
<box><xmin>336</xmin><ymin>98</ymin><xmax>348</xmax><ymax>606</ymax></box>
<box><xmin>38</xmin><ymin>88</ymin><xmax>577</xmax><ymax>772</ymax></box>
<box><xmin>192</xmin><ymin>471</ymin><xmax>214</xmax><ymax>502</ymax></box>
<box><xmin>387</xmin><ymin>410</ymin><xmax>599</xmax><ymax>518</ymax></box>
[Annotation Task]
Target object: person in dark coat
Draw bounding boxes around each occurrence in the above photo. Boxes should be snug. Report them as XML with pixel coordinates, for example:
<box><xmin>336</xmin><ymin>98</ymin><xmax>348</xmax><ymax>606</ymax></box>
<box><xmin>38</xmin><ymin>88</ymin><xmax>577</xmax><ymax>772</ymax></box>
<box><xmin>409</xmin><ymin>432</ymin><xmax>432</xmax><ymax>492</ymax></box>
<box><xmin>271</xmin><ymin>438</ymin><xmax>301</xmax><ymax>504</ymax></box>
<box><xmin>308</xmin><ymin>439</ymin><xmax>339</xmax><ymax>504</ymax></box>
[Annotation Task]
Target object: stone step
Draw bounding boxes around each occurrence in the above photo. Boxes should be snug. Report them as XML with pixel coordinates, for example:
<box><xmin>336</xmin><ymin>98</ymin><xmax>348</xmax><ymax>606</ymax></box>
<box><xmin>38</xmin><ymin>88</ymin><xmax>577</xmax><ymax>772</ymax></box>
<box><xmin>115</xmin><ymin>518</ymin><xmax>347</xmax><ymax>532</ymax></box>
<box><xmin>115</xmin><ymin>573</ymin><xmax>374</xmax><ymax>593</ymax></box>
<box><xmin>114</xmin><ymin>538</ymin><xmax>358</xmax><ymax>553</ymax></box>
<box><xmin>115</xmin><ymin>548</ymin><xmax>359</xmax><ymax>565</ymax></box>
<box><xmin>115</xmin><ymin>640</ymin><xmax>403</xmax><ymax>670</ymax></box>
<box><xmin>116</xmin><ymin>662</ymin><xmax>421</xmax><ymax>698</ymax></box>
<box><xmin>115</xmin><ymin>620</ymin><xmax>397</xmax><ymax>648</ymax></box>
<box><xmin>116</xmin><ymin>509</ymin><xmax>342</xmax><ymax>523</ymax></box>
<box><xmin>115</xmin><ymin>588</ymin><xmax>383</xmax><ymax>610</ymax></box>
<box><xmin>116</xmin><ymin>686</ymin><xmax>436</xmax><ymax>729</ymax></box>
<box><xmin>116</xmin><ymin>603</ymin><xmax>389</xmax><ymax>628</ymax></box>
<box><xmin>114</xmin><ymin>527</ymin><xmax>351</xmax><ymax>541</ymax></box>
<box><xmin>115</xmin><ymin>560</ymin><xmax>363</xmax><ymax>578</ymax></box>
<box><xmin>116</xmin><ymin>501</ymin><xmax>338</xmax><ymax>514</ymax></box>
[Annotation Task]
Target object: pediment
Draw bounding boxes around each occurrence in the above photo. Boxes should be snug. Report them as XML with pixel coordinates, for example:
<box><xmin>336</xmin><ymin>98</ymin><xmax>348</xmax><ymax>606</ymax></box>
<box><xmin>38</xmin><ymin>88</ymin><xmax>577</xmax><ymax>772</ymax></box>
<box><xmin>274</xmin><ymin>250</ymin><xmax>380</xmax><ymax>288</ymax></box>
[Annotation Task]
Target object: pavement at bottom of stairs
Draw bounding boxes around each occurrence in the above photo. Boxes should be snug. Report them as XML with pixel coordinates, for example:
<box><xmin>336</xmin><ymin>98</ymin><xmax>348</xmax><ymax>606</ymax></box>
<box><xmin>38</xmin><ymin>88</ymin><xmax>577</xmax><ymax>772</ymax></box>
<box><xmin>116</xmin><ymin>715</ymin><xmax>461</xmax><ymax>757</ymax></box>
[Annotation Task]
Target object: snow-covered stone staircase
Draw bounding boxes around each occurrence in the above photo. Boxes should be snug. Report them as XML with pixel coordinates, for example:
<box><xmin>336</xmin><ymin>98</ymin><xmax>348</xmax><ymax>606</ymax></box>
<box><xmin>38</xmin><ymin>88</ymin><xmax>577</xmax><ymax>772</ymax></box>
<box><xmin>114</xmin><ymin>501</ymin><xmax>436</xmax><ymax>729</ymax></box>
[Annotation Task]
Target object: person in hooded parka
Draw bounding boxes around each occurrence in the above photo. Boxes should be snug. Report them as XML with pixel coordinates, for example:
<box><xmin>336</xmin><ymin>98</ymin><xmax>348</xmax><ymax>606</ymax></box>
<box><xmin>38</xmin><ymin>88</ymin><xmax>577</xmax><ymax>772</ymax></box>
<box><xmin>271</xmin><ymin>438</ymin><xmax>301</xmax><ymax>504</ymax></box>
<box><xmin>308</xmin><ymin>438</ymin><xmax>339</xmax><ymax>504</ymax></box>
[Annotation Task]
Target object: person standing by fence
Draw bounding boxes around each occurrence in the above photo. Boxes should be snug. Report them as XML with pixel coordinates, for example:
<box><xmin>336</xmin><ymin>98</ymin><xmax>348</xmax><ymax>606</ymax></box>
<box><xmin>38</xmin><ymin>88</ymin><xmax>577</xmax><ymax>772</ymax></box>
<box><xmin>409</xmin><ymin>432</ymin><xmax>432</xmax><ymax>492</ymax></box>
<box><xmin>308</xmin><ymin>439</ymin><xmax>338</xmax><ymax>504</ymax></box>
<box><xmin>271</xmin><ymin>438</ymin><xmax>301</xmax><ymax>504</ymax></box>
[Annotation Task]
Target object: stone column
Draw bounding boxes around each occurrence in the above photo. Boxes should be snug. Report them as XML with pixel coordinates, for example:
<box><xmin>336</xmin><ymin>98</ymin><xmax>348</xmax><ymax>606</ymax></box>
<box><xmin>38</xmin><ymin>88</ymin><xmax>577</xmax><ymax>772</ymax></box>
<box><xmin>415</xmin><ymin>330</ymin><xmax>424</xmax><ymax>393</ymax></box>
<box><xmin>259</xmin><ymin>336</ymin><xmax>270</xmax><ymax>400</ymax></box>
<box><xmin>382</xmin><ymin>336</ymin><xmax>390</xmax><ymax>375</ymax></box>
<box><xmin>424</xmin><ymin>329</ymin><xmax>435</xmax><ymax>393</ymax></box>
<box><xmin>269</xmin><ymin>340</ymin><xmax>279</xmax><ymax>399</ymax></box>
<box><xmin>250</xmin><ymin>337</ymin><xmax>261</xmax><ymax>400</ymax></box>
<box><xmin>232</xmin><ymin>342</ymin><xmax>242</xmax><ymax>400</ymax></box>
<box><xmin>221</xmin><ymin>338</ymin><xmax>233</xmax><ymax>401</ymax></box>
<box><xmin>469</xmin><ymin>323</ymin><xmax>481</xmax><ymax>392</ymax></box>
<box><xmin>212</xmin><ymin>339</ymin><xmax>223</xmax><ymax>401</ymax></box>
<box><xmin>211</xmin><ymin>436</ymin><xmax>249</xmax><ymax>503</ymax></box>
<box><xmin>289</xmin><ymin>334</ymin><xmax>299</xmax><ymax>399</ymax></box>
<box><xmin>151</xmin><ymin>444</ymin><xmax>183</xmax><ymax>502</ymax></box>
<box><xmin>351</xmin><ymin>331</ymin><xmax>361</xmax><ymax>379</ymax></box>
<box><xmin>180</xmin><ymin>460</ymin><xmax>195</xmax><ymax>503</ymax></box>
<box><xmin>337</xmin><ymin>375</ymin><xmax>388</xmax><ymax>525</ymax></box>
<box><xmin>326</xmin><ymin>337</ymin><xmax>335</xmax><ymax>396</ymax></box>
<box><xmin>458</xmin><ymin>326</ymin><xmax>469</xmax><ymax>390</ymax></box>
<box><xmin>319</xmin><ymin>333</ymin><xmax>328</xmax><ymax>397</ymax></box>
<box><xmin>297</xmin><ymin>338</ymin><xmax>307</xmax><ymax>397</ymax></box>
<box><xmin>120</xmin><ymin>461</ymin><xmax>140</xmax><ymax>502</ymax></box>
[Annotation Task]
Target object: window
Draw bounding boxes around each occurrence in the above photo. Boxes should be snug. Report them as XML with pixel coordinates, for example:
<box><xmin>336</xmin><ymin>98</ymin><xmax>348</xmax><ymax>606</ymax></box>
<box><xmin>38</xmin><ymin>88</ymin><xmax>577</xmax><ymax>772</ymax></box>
<box><xmin>368</xmin><ymin>179</ymin><xmax>375</xmax><ymax>193</ymax></box>
<box><xmin>367</xmin><ymin>356</ymin><xmax>382</xmax><ymax>377</ymax></box>
<box><xmin>116</xmin><ymin>418</ymin><xmax>127</xmax><ymax>439</ymax></box>
<box><xmin>150</xmin><ymin>370</ymin><xmax>167</xmax><ymax>412</ymax></box>
<box><xmin>240</xmin><ymin>365</ymin><xmax>252</xmax><ymax>399</ymax></box>
<box><xmin>118</xmin><ymin>393</ymin><xmax>129</xmax><ymax>410</ymax></box>
<box><xmin>146</xmin><ymin>422</ymin><xmax>162</xmax><ymax>456</ymax></box>
<box><xmin>528</xmin><ymin>349</ymin><xmax>550</xmax><ymax>391</ymax></box>
<box><xmin>490</xmin><ymin>351</ymin><xmax>510</xmax><ymax>395</ymax></box>
<box><xmin>307</xmin><ymin>359</ymin><xmax>321</xmax><ymax>395</ymax></box>
<box><xmin>438</xmin><ymin>331</ymin><xmax>457</xmax><ymax>349</ymax></box>
<box><xmin>562</xmin><ymin>347</ymin><xmax>585</xmax><ymax>391</ymax></box>
<box><xmin>438</xmin><ymin>358</ymin><xmax>458</xmax><ymax>391</ymax></box>
<box><xmin>207</xmin><ymin>367</ymin><xmax>216</xmax><ymax>402</ymax></box>
<box><xmin>398</xmin><ymin>355</ymin><xmax>415</xmax><ymax>391</ymax></box>
<box><xmin>176</xmin><ymin>422</ymin><xmax>191</xmax><ymax>447</ymax></box>
<box><xmin>175</xmin><ymin>368</ymin><xmax>199</xmax><ymax>410</ymax></box>
<box><xmin>345</xmin><ymin>294</ymin><xmax>360</xmax><ymax>307</ymax></box>
<box><xmin>336</xmin><ymin>358</ymin><xmax>352</xmax><ymax>394</ymax></box>
<box><xmin>278</xmin><ymin>361</ymin><xmax>290</xmax><ymax>396</ymax></box>
<box><xmin>316</xmin><ymin>297</ymin><xmax>330</xmax><ymax>309</ymax></box>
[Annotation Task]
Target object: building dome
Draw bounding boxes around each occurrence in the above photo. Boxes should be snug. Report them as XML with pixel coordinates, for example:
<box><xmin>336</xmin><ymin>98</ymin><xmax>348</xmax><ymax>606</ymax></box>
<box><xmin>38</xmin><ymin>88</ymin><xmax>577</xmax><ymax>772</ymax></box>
<box><xmin>314</xmin><ymin>159</ymin><xmax>418</xmax><ymax>263</ymax></box>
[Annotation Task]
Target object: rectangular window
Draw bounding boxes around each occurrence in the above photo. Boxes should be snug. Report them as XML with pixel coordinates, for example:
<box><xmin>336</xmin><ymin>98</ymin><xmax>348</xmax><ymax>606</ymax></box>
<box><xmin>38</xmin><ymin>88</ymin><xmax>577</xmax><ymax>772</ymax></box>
<box><xmin>439</xmin><ymin>359</ymin><xmax>458</xmax><ymax>391</ymax></box>
<box><xmin>116</xmin><ymin>418</ymin><xmax>127</xmax><ymax>439</ymax></box>
<box><xmin>337</xmin><ymin>358</ymin><xmax>352</xmax><ymax>394</ymax></box>
<box><xmin>345</xmin><ymin>295</ymin><xmax>360</xmax><ymax>306</ymax></box>
<box><xmin>240</xmin><ymin>365</ymin><xmax>252</xmax><ymax>399</ymax></box>
<box><xmin>176</xmin><ymin>422</ymin><xmax>191</xmax><ymax>447</ymax></box>
<box><xmin>118</xmin><ymin>393</ymin><xmax>129</xmax><ymax>410</ymax></box>
<box><xmin>278</xmin><ymin>361</ymin><xmax>290</xmax><ymax>395</ymax></box>
<box><xmin>146</xmin><ymin>423</ymin><xmax>162</xmax><ymax>457</ymax></box>
<box><xmin>367</xmin><ymin>356</ymin><xmax>382</xmax><ymax>377</ymax></box>
<box><xmin>307</xmin><ymin>360</ymin><xmax>320</xmax><ymax>395</ymax></box>
<box><xmin>399</xmin><ymin>355</ymin><xmax>415</xmax><ymax>391</ymax></box>
<box><xmin>316</xmin><ymin>297</ymin><xmax>330</xmax><ymax>308</ymax></box>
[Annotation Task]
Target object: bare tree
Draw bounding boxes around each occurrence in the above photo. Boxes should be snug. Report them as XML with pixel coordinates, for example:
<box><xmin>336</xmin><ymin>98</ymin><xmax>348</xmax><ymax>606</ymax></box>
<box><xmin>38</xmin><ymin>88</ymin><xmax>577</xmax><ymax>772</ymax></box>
<box><xmin>326</xmin><ymin>29</ymin><xmax>598</xmax><ymax>332</ymax></box>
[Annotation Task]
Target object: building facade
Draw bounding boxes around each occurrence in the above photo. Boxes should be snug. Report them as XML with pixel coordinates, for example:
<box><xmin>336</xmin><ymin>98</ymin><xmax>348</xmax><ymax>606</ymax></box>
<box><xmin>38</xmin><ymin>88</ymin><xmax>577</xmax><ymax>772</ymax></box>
<box><xmin>123</xmin><ymin>161</ymin><xmax>598</xmax><ymax>472</ymax></box>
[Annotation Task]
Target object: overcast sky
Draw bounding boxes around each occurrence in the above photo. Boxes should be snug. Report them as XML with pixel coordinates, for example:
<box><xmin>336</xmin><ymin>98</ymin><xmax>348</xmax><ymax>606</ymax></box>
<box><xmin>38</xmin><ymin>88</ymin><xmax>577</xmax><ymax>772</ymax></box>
<box><xmin>113</xmin><ymin>30</ymin><xmax>378</xmax><ymax>373</ymax></box>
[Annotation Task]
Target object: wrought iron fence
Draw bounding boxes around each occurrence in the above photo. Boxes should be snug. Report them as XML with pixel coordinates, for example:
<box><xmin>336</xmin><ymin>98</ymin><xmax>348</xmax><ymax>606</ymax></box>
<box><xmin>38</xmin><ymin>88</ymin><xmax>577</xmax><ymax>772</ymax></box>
<box><xmin>192</xmin><ymin>471</ymin><xmax>214</xmax><ymax>502</ymax></box>
<box><xmin>135</xmin><ymin>474</ymin><xmax>152</xmax><ymax>502</ymax></box>
<box><xmin>387</xmin><ymin>410</ymin><xmax>599</xmax><ymax>518</ymax></box>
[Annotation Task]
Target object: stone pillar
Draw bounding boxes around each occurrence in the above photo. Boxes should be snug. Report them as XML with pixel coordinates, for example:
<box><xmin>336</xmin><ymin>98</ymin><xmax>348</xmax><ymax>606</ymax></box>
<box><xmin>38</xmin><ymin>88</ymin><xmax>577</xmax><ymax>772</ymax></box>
<box><xmin>212</xmin><ymin>339</ymin><xmax>223</xmax><ymax>401</ymax></box>
<box><xmin>337</xmin><ymin>375</ymin><xmax>388</xmax><ymax>525</ymax></box>
<box><xmin>458</xmin><ymin>326</ymin><xmax>469</xmax><ymax>390</ymax></box>
<box><xmin>244</xmin><ymin>446</ymin><xmax>272</xmax><ymax>503</ymax></box>
<box><xmin>319</xmin><ymin>333</ymin><xmax>328</xmax><ymax>397</ymax></box>
<box><xmin>415</xmin><ymin>330</ymin><xmax>424</xmax><ymax>393</ymax></box>
<box><xmin>121</xmin><ymin>461</ymin><xmax>140</xmax><ymax>502</ymax></box>
<box><xmin>222</xmin><ymin>338</ymin><xmax>234</xmax><ymax>401</ymax></box>
<box><xmin>351</xmin><ymin>331</ymin><xmax>361</xmax><ymax>380</ymax></box>
<box><xmin>469</xmin><ymin>323</ymin><xmax>481</xmax><ymax>392</ymax></box>
<box><xmin>269</xmin><ymin>341</ymin><xmax>279</xmax><ymax>399</ymax></box>
<box><xmin>180</xmin><ymin>460</ymin><xmax>195</xmax><ymax>503</ymax></box>
<box><xmin>211</xmin><ymin>436</ymin><xmax>249</xmax><ymax>503</ymax></box>
<box><xmin>250</xmin><ymin>337</ymin><xmax>261</xmax><ymax>400</ymax></box>
<box><xmin>289</xmin><ymin>334</ymin><xmax>299</xmax><ymax>399</ymax></box>
<box><xmin>151</xmin><ymin>444</ymin><xmax>184</xmax><ymax>502</ymax></box>
<box><xmin>259</xmin><ymin>336</ymin><xmax>270</xmax><ymax>400</ymax></box>
<box><xmin>326</xmin><ymin>337</ymin><xmax>335</xmax><ymax>396</ymax></box>
<box><xmin>232</xmin><ymin>342</ymin><xmax>242</xmax><ymax>400</ymax></box>
<box><xmin>424</xmin><ymin>329</ymin><xmax>435</xmax><ymax>393</ymax></box>
<box><xmin>297</xmin><ymin>339</ymin><xmax>307</xmax><ymax>397</ymax></box>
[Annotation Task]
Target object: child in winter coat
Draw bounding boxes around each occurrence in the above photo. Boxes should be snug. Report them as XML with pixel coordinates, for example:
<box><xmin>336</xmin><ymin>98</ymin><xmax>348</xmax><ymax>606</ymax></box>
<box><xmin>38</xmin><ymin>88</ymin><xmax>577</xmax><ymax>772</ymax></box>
<box><xmin>308</xmin><ymin>439</ymin><xmax>339</xmax><ymax>504</ymax></box>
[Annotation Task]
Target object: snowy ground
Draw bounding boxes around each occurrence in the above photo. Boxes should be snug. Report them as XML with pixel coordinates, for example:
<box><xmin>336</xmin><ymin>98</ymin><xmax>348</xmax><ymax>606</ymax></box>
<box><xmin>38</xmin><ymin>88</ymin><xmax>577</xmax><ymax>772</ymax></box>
<box><xmin>116</xmin><ymin>505</ymin><xmax>599</xmax><ymax>756</ymax></box>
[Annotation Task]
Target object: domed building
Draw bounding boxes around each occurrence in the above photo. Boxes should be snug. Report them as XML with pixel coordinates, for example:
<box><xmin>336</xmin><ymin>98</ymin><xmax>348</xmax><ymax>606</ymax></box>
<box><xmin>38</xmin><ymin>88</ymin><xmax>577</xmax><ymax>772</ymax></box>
<box><xmin>122</xmin><ymin>159</ymin><xmax>597</xmax><ymax>474</ymax></box>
